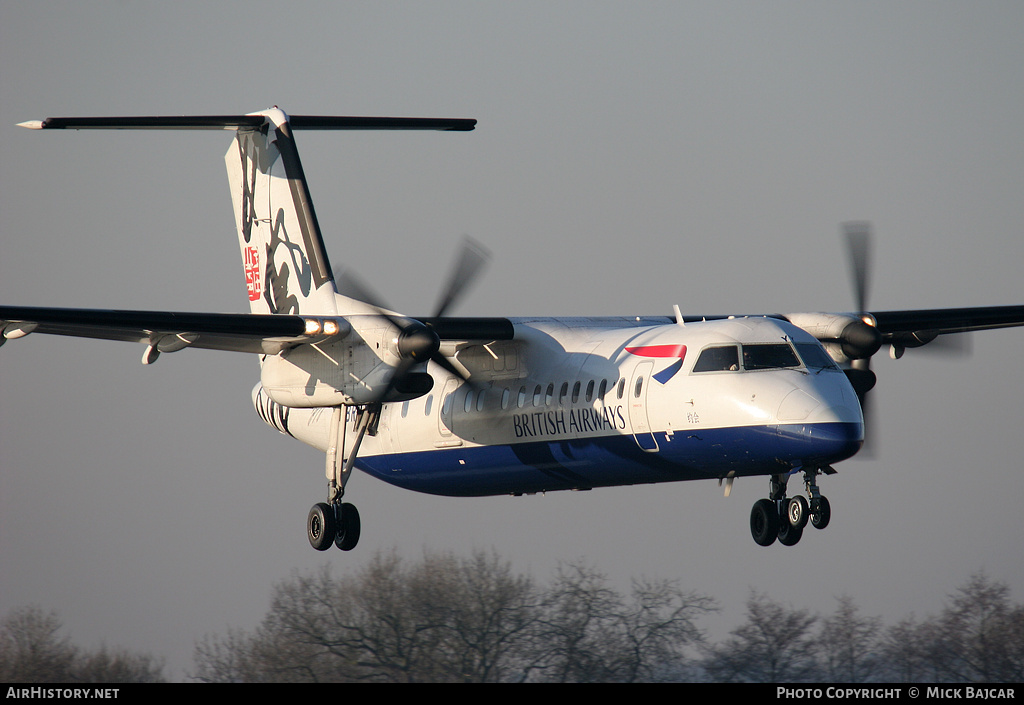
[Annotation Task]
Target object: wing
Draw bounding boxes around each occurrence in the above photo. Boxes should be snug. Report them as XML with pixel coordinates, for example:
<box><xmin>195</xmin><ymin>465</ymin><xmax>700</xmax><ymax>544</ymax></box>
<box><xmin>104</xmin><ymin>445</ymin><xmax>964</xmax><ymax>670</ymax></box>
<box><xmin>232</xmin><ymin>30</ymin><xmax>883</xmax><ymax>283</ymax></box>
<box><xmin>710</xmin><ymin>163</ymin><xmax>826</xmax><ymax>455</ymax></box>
<box><xmin>0</xmin><ymin>305</ymin><xmax>336</xmax><ymax>362</ymax></box>
<box><xmin>870</xmin><ymin>304</ymin><xmax>1024</xmax><ymax>343</ymax></box>
<box><xmin>0</xmin><ymin>305</ymin><xmax>515</xmax><ymax>363</ymax></box>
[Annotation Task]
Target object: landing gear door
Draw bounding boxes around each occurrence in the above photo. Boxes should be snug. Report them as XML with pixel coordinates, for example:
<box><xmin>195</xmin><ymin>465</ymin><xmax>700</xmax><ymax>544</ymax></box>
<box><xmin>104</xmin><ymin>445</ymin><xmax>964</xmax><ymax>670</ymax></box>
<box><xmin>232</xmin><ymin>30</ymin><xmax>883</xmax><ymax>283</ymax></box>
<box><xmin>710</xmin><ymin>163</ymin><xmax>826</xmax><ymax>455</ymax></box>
<box><xmin>628</xmin><ymin>361</ymin><xmax>659</xmax><ymax>452</ymax></box>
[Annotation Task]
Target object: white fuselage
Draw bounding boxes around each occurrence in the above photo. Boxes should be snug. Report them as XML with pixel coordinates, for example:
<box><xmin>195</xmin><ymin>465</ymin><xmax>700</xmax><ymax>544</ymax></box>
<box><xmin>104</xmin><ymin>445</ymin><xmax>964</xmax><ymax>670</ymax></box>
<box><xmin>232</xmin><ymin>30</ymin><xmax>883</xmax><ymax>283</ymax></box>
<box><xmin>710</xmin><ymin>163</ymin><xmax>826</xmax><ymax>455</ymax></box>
<box><xmin>255</xmin><ymin>315</ymin><xmax>864</xmax><ymax>497</ymax></box>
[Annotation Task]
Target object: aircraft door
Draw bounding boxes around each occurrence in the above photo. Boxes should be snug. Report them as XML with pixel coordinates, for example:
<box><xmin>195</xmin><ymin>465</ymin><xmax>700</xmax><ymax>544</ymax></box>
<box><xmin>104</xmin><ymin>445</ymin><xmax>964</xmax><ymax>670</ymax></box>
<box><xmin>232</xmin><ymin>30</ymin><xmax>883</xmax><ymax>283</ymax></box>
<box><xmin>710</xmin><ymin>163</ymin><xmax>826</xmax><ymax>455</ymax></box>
<box><xmin>374</xmin><ymin>402</ymin><xmax>397</xmax><ymax>454</ymax></box>
<box><xmin>438</xmin><ymin>378</ymin><xmax>459</xmax><ymax>437</ymax></box>
<box><xmin>628</xmin><ymin>361</ymin><xmax>659</xmax><ymax>452</ymax></box>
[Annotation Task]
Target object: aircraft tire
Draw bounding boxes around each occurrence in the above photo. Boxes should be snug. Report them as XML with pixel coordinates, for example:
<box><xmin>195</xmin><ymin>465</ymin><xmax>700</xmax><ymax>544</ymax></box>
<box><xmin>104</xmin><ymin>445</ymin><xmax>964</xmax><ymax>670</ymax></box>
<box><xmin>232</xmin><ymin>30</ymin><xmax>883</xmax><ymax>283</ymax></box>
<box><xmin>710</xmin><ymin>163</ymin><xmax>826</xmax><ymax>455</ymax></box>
<box><xmin>777</xmin><ymin>518</ymin><xmax>803</xmax><ymax>546</ymax></box>
<box><xmin>787</xmin><ymin>495</ymin><xmax>809</xmax><ymax>529</ymax></box>
<box><xmin>750</xmin><ymin>499</ymin><xmax>779</xmax><ymax>546</ymax></box>
<box><xmin>810</xmin><ymin>495</ymin><xmax>831</xmax><ymax>530</ymax></box>
<box><xmin>307</xmin><ymin>502</ymin><xmax>336</xmax><ymax>551</ymax></box>
<box><xmin>334</xmin><ymin>502</ymin><xmax>361</xmax><ymax>551</ymax></box>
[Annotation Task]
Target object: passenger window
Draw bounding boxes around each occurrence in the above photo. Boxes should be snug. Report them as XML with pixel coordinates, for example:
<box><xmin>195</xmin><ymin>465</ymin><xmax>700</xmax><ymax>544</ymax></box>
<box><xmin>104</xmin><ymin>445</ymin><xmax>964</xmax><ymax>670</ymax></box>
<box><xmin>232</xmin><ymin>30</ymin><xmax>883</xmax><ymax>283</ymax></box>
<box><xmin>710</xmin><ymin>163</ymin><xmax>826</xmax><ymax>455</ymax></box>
<box><xmin>585</xmin><ymin>380</ymin><xmax>595</xmax><ymax>402</ymax></box>
<box><xmin>424</xmin><ymin>394</ymin><xmax>433</xmax><ymax>415</ymax></box>
<box><xmin>598</xmin><ymin>379</ymin><xmax>608</xmax><ymax>399</ymax></box>
<box><xmin>617</xmin><ymin>377</ymin><xmax>625</xmax><ymax>399</ymax></box>
<box><xmin>692</xmin><ymin>346</ymin><xmax>740</xmax><ymax>373</ymax></box>
<box><xmin>501</xmin><ymin>388</ymin><xmax>510</xmax><ymax>409</ymax></box>
<box><xmin>559</xmin><ymin>382</ymin><xmax>569</xmax><ymax>404</ymax></box>
<box><xmin>477</xmin><ymin>389</ymin><xmax>486</xmax><ymax>412</ymax></box>
<box><xmin>517</xmin><ymin>386</ymin><xmax>527</xmax><ymax>408</ymax></box>
<box><xmin>464</xmin><ymin>390</ymin><xmax>474</xmax><ymax>413</ymax></box>
<box><xmin>572</xmin><ymin>382</ymin><xmax>581</xmax><ymax>403</ymax></box>
<box><xmin>634</xmin><ymin>376</ymin><xmax>644</xmax><ymax>398</ymax></box>
<box><xmin>545</xmin><ymin>383</ymin><xmax>554</xmax><ymax>406</ymax></box>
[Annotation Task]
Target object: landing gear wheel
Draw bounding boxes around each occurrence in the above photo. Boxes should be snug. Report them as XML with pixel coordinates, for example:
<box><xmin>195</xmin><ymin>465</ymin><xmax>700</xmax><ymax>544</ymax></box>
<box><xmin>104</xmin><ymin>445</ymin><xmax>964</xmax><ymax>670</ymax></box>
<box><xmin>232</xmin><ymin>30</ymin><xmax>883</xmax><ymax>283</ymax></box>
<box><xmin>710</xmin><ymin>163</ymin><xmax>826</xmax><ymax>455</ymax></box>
<box><xmin>811</xmin><ymin>495</ymin><xmax>831</xmax><ymax>530</ymax></box>
<box><xmin>750</xmin><ymin>498</ymin><xmax>779</xmax><ymax>546</ymax></box>
<box><xmin>786</xmin><ymin>495</ymin><xmax>809</xmax><ymax>530</ymax></box>
<box><xmin>334</xmin><ymin>502</ymin><xmax>361</xmax><ymax>551</ymax></box>
<box><xmin>777</xmin><ymin>517</ymin><xmax>804</xmax><ymax>546</ymax></box>
<box><xmin>307</xmin><ymin>502</ymin><xmax>336</xmax><ymax>551</ymax></box>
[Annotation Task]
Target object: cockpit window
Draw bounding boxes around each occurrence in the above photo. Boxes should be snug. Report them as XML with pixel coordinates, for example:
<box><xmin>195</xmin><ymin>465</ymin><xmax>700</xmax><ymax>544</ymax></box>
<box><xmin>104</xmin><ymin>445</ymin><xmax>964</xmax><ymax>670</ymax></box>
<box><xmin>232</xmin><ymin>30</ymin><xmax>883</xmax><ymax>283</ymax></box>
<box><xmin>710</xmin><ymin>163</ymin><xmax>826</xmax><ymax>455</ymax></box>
<box><xmin>692</xmin><ymin>345</ymin><xmax>740</xmax><ymax>373</ymax></box>
<box><xmin>795</xmin><ymin>343</ymin><xmax>840</xmax><ymax>371</ymax></box>
<box><xmin>741</xmin><ymin>343</ymin><xmax>800</xmax><ymax>371</ymax></box>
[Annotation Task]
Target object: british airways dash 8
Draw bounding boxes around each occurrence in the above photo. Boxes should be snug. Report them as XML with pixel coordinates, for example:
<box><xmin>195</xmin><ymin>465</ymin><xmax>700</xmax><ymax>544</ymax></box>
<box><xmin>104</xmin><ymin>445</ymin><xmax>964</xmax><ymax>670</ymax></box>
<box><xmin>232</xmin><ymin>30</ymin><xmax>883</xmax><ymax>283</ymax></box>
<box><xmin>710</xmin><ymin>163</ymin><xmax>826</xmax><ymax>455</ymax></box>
<box><xmin>5</xmin><ymin>108</ymin><xmax>1024</xmax><ymax>550</ymax></box>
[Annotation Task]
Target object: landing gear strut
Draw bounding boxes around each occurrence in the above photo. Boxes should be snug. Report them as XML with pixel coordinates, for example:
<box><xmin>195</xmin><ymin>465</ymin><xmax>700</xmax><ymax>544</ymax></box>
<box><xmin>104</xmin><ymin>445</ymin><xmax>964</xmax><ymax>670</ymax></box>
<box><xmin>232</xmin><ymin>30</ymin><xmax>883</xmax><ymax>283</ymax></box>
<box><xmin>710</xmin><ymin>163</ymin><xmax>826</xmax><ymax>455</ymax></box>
<box><xmin>748</xmin><ymin>467</ymin><xmax>833</xmax><ymax>547</ymax></box>
<box><xmin>307</xmin><ymin>405</ymin><xmax>376</xmax><ymax>552</ymax></box>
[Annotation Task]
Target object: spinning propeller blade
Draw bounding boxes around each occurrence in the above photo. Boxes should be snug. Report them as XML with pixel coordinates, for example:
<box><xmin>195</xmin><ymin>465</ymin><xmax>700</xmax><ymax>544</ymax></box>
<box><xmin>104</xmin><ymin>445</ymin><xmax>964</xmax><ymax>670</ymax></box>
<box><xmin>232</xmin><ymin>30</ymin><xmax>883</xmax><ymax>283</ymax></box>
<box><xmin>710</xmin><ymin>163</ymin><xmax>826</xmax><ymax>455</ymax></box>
<box><xmin>336</xmin><ymin>237</ymin><xmax>490</xmax><ymax>402</ymax></box>
<box><xmin>842</xmin><ymin>222</ymin><xmax>878</xmax><ymax>456</ymax></box>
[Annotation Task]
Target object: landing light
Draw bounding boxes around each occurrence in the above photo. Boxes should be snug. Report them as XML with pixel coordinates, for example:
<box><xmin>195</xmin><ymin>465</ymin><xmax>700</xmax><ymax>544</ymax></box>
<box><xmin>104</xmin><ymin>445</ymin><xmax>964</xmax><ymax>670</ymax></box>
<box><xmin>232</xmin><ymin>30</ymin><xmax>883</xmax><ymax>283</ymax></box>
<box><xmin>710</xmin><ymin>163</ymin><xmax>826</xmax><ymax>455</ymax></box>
<box><xmin>323</xmin><ymin>320</ymin><xmax>340</xmax><ymax>336</ymax></box>
<box><xmin>304</xmin><ymin>318</ymin><xmax>322</xmax><ymax>335</ymax></box>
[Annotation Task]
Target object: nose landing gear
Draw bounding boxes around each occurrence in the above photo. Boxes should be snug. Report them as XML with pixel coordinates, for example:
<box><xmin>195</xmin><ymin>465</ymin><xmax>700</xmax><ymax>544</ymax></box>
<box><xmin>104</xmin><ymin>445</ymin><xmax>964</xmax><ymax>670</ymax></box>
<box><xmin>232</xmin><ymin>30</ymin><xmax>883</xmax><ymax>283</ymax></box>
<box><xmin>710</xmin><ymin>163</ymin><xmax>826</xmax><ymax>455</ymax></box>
<box><xmin>748</xmin><ymin>468</ymin><xmax>833</xmax><ymax>547</ymax></box>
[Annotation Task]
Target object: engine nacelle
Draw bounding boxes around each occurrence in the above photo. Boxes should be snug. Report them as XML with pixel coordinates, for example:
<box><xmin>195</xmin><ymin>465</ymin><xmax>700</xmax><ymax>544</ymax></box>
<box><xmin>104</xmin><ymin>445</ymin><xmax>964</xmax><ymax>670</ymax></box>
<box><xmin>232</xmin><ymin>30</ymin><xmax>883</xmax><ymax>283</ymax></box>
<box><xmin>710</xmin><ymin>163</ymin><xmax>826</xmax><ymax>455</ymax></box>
<box><xmin>260</xmin><ymin>324</ymin><xmax>434</xmax><ymax>408</ymax></box>
<box><xmin>785</xmin><ymin>312</ymin><xmax>882</xmax><ymax>363</ymax></box>
<box><xmin>261</xmin><ymin>341</ymin><xmax>353</xmax><ymax>407</ymax></box>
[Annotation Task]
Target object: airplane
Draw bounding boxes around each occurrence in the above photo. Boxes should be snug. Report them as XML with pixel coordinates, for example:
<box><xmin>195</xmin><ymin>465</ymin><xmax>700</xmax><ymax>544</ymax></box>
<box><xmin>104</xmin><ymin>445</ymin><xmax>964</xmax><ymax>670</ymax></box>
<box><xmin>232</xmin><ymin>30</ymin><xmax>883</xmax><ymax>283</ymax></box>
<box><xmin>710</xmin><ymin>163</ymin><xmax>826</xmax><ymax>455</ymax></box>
<box><xmin>4</xmin><ymin>107</ymin><xmax>1024</xmax><ymax>551</ymax></box>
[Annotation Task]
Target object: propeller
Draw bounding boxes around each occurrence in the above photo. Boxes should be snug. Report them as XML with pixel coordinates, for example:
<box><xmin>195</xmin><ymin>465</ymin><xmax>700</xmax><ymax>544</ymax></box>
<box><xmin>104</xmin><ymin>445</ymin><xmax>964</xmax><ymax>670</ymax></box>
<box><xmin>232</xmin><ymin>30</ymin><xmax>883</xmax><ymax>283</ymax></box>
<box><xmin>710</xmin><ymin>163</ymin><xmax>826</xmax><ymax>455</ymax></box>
<box><xmin>842</xmin><ymin>222</ymin><xmax>879</xmax><ymax>455</ymax></box>
<box><xmin>335</xmin><ymin>236</ymin><xmax>491</xmax><ymax>403</ymax></box>
<box><xmin>845</xmin><ymin>221</ymin><xmax>871</xmax><ymax>314</ymax></box>
<box><xmin>840</xmin><ymin>222</ymin><xmax>975</xmax><ymax>456</ymax></box>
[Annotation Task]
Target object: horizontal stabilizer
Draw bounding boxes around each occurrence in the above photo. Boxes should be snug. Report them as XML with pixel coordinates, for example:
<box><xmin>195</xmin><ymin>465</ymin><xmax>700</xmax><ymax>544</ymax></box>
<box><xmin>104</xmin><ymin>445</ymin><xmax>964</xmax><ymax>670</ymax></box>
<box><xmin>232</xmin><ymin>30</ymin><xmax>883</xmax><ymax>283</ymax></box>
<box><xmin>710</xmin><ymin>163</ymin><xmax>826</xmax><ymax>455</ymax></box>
<box><xmin>19</xmin><ymin>114</ymin><xmax>476</xmax><ymax>132</ymax></box>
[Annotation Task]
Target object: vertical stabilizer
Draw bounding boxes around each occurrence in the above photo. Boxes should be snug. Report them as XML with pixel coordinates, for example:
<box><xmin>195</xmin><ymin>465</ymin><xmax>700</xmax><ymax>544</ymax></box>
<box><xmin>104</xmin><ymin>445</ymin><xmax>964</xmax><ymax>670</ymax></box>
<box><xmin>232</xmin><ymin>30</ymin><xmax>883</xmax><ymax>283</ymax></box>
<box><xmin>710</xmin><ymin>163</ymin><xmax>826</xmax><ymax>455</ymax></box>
<box><xmin>226</xmin><ymin>108</ymin><xmax>338</xmax><ymax>315</ymax></box>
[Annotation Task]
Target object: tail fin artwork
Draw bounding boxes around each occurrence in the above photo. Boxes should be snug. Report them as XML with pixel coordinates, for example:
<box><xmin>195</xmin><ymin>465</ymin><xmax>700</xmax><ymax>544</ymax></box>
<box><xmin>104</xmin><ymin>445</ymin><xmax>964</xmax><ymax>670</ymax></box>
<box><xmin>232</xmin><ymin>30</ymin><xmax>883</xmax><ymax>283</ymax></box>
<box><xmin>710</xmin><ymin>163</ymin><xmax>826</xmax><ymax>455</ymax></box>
<box><xmin>227</xmin><ymin>108</ymin><xmax>338</xmax><ymax>316</ymax></box>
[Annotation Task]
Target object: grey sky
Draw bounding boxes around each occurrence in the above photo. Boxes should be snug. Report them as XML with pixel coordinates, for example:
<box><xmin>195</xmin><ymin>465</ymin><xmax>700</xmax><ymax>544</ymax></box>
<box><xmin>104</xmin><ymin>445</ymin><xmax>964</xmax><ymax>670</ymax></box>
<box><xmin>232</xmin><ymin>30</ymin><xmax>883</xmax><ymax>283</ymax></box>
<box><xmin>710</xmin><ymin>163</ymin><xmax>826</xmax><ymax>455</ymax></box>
<box><xmin>2</xmin><ymin>1</ymin><xmax>1023</xmax><ymax>680</ymax></box>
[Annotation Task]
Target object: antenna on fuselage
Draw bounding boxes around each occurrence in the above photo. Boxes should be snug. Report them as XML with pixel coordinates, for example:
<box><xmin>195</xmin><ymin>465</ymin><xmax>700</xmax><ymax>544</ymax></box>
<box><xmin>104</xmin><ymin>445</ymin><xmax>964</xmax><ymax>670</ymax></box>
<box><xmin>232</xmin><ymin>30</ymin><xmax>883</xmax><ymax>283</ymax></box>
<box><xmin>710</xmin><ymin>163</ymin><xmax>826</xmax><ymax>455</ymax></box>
<box><xmin>673</xmin><ymin>304</ymin><xmax>685</xmax><ymax>326</ymax></box>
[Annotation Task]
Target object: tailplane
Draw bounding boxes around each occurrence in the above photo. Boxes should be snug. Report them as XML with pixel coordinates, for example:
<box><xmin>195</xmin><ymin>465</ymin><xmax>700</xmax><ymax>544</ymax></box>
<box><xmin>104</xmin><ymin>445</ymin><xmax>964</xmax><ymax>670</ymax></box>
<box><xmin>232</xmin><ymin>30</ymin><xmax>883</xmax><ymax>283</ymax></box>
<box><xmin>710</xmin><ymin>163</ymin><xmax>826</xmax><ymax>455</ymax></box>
<box><xmin>21</xmin><ymin>109</ymin><xmax>476</xmax><ymax>316</ymax></box>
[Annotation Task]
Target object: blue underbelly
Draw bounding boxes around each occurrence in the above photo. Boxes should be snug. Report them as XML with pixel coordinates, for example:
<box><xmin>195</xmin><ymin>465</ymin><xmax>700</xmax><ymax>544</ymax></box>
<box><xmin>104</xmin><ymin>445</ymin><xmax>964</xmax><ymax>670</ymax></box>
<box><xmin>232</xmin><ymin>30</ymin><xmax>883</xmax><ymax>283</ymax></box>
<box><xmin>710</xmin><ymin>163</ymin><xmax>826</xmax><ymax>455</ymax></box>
<box><xmin>356</xmin><ymin>422</ymin><xmax>862</xmax><ymax>497</ymax></box>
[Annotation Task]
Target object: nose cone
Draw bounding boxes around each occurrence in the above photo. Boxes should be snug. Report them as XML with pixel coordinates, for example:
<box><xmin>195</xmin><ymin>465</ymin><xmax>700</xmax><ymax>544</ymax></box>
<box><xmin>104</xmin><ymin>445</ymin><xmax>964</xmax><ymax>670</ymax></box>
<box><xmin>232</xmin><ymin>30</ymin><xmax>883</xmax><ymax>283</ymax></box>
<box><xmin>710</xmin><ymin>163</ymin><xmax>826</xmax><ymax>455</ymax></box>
<box><xmin>777</xmin><ymin>416</ymin><xmax>864</xmax><ymax>466</ymax></box>
<box><xmin>776</xmin><ymin>378</ymin><xmax>864</xmax><ymax>465</ymax></box>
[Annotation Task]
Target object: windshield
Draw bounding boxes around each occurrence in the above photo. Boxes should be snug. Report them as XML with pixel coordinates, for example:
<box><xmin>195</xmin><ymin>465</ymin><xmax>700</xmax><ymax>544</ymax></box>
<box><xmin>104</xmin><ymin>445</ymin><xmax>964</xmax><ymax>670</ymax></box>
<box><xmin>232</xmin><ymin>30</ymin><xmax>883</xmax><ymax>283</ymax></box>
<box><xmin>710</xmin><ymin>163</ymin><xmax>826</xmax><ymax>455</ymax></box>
<box><xmin>692</xmin><ymin>345</ymin><xmax>739</xmax><ymax>372</ymax></box>
<box><xmin>794</xmin><ymin>342</ymin><xmax>840</xmax><ymax>371</ymax></box>
<box><xmin>692</xmin><ymin>341</ymin><xmax>840</xmax><ymax>374</ymax></box>
<box><xmin>741</xmin><ymin>343</ymin><xmax>801</xmax><ymax>371</ymax></box>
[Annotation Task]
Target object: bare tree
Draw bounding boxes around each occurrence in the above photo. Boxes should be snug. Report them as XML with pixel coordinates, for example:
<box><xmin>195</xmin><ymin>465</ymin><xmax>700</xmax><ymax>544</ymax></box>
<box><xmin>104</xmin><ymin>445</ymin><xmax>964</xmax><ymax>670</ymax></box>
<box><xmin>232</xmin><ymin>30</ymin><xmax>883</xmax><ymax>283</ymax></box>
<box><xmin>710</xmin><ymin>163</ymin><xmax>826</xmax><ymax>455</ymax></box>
<box><xmin>70</xmin><ymin>646</ymin><xmax>165</xmax><ymax>683</ymax></box>
<box><xmin>527</xmin><ymin>562</ymin><xmax>625</xmax><ymax>682</ymax></box>
<box><xmin>875</xmin><ymin>573</ymin><xmax>1024</xmax><ymax>683</ymax></box>
<box><xmin>0</xmin><ymin>606</ymin><xmax>77</xmax><ymax>682</ymax></box>
<box><xmin>193</xmin><ymin>552</ymin><xmax>715</xmax><ymax>682</ymax></box>
<box><xmin>424</xmin><ymin>550</ymin><xmax>539</xmax><ymax>682</ymax></box>
<box><xmin>701</xmin><ymin>591</ymin><xmax>819</xmax><ymax>682</ymax></box>
<box><xmin>528</xmin><ymin>562</ymin><xmax>715</xmax><ymax>682</ymax></box>
<box><xmin>878</xmin><ymin>615</ymin><xmax>932</xmax><ymax>683</ymax></box>
<box><xmin>194</xmin><ymin>549</ymin><xmax>540</xmax><ymax>682</ymax></box>
<box><xmin>1003</xmin><ymin>604</ymin><xmax>1024</xmax><ymax>682</ymax></box>
<box><xmin>818</xmin><ymin>595</ymin><xmax>882</xmax><ymax>682</ymax></box>
<box><xmin>0</xmin><ymin>605</ymin><xmax>164</xmax><ymax>683</ymax></box>
<box><xmin>925</xmin><ymin>572</ymin><xmax>1021</xmax><ymax>682</ymax></box>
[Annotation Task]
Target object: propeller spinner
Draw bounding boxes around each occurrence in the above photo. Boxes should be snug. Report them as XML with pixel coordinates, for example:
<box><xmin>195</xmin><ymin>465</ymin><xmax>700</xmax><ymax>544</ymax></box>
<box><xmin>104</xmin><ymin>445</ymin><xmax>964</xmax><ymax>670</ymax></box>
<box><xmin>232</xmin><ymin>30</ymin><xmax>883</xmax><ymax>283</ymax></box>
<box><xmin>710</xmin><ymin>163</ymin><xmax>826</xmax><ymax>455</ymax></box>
<box><xmin>337</xmin><ymin>236</ymin><xmax>491</xmax><ymax>403</ymax></box>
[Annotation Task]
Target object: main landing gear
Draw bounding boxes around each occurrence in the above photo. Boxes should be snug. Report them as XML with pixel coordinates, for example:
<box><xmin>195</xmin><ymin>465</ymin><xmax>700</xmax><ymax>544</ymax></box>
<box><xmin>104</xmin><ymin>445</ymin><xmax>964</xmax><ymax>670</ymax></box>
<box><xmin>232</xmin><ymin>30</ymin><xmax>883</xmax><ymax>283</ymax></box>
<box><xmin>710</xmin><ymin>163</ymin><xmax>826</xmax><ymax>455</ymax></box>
<box><xmin>749</xmin><ymin>467</ymin><xmax>833</xmax><ymax>547</ymax></box>
<box><xmin>306</xmin><ymin>405</ymin><xmax>377</xmax><ymax>552</ymax></box>
<box><xmin>307</xmin><ymin>501</ymin><xmax>361</xmax><ymax>551</ymax></box>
